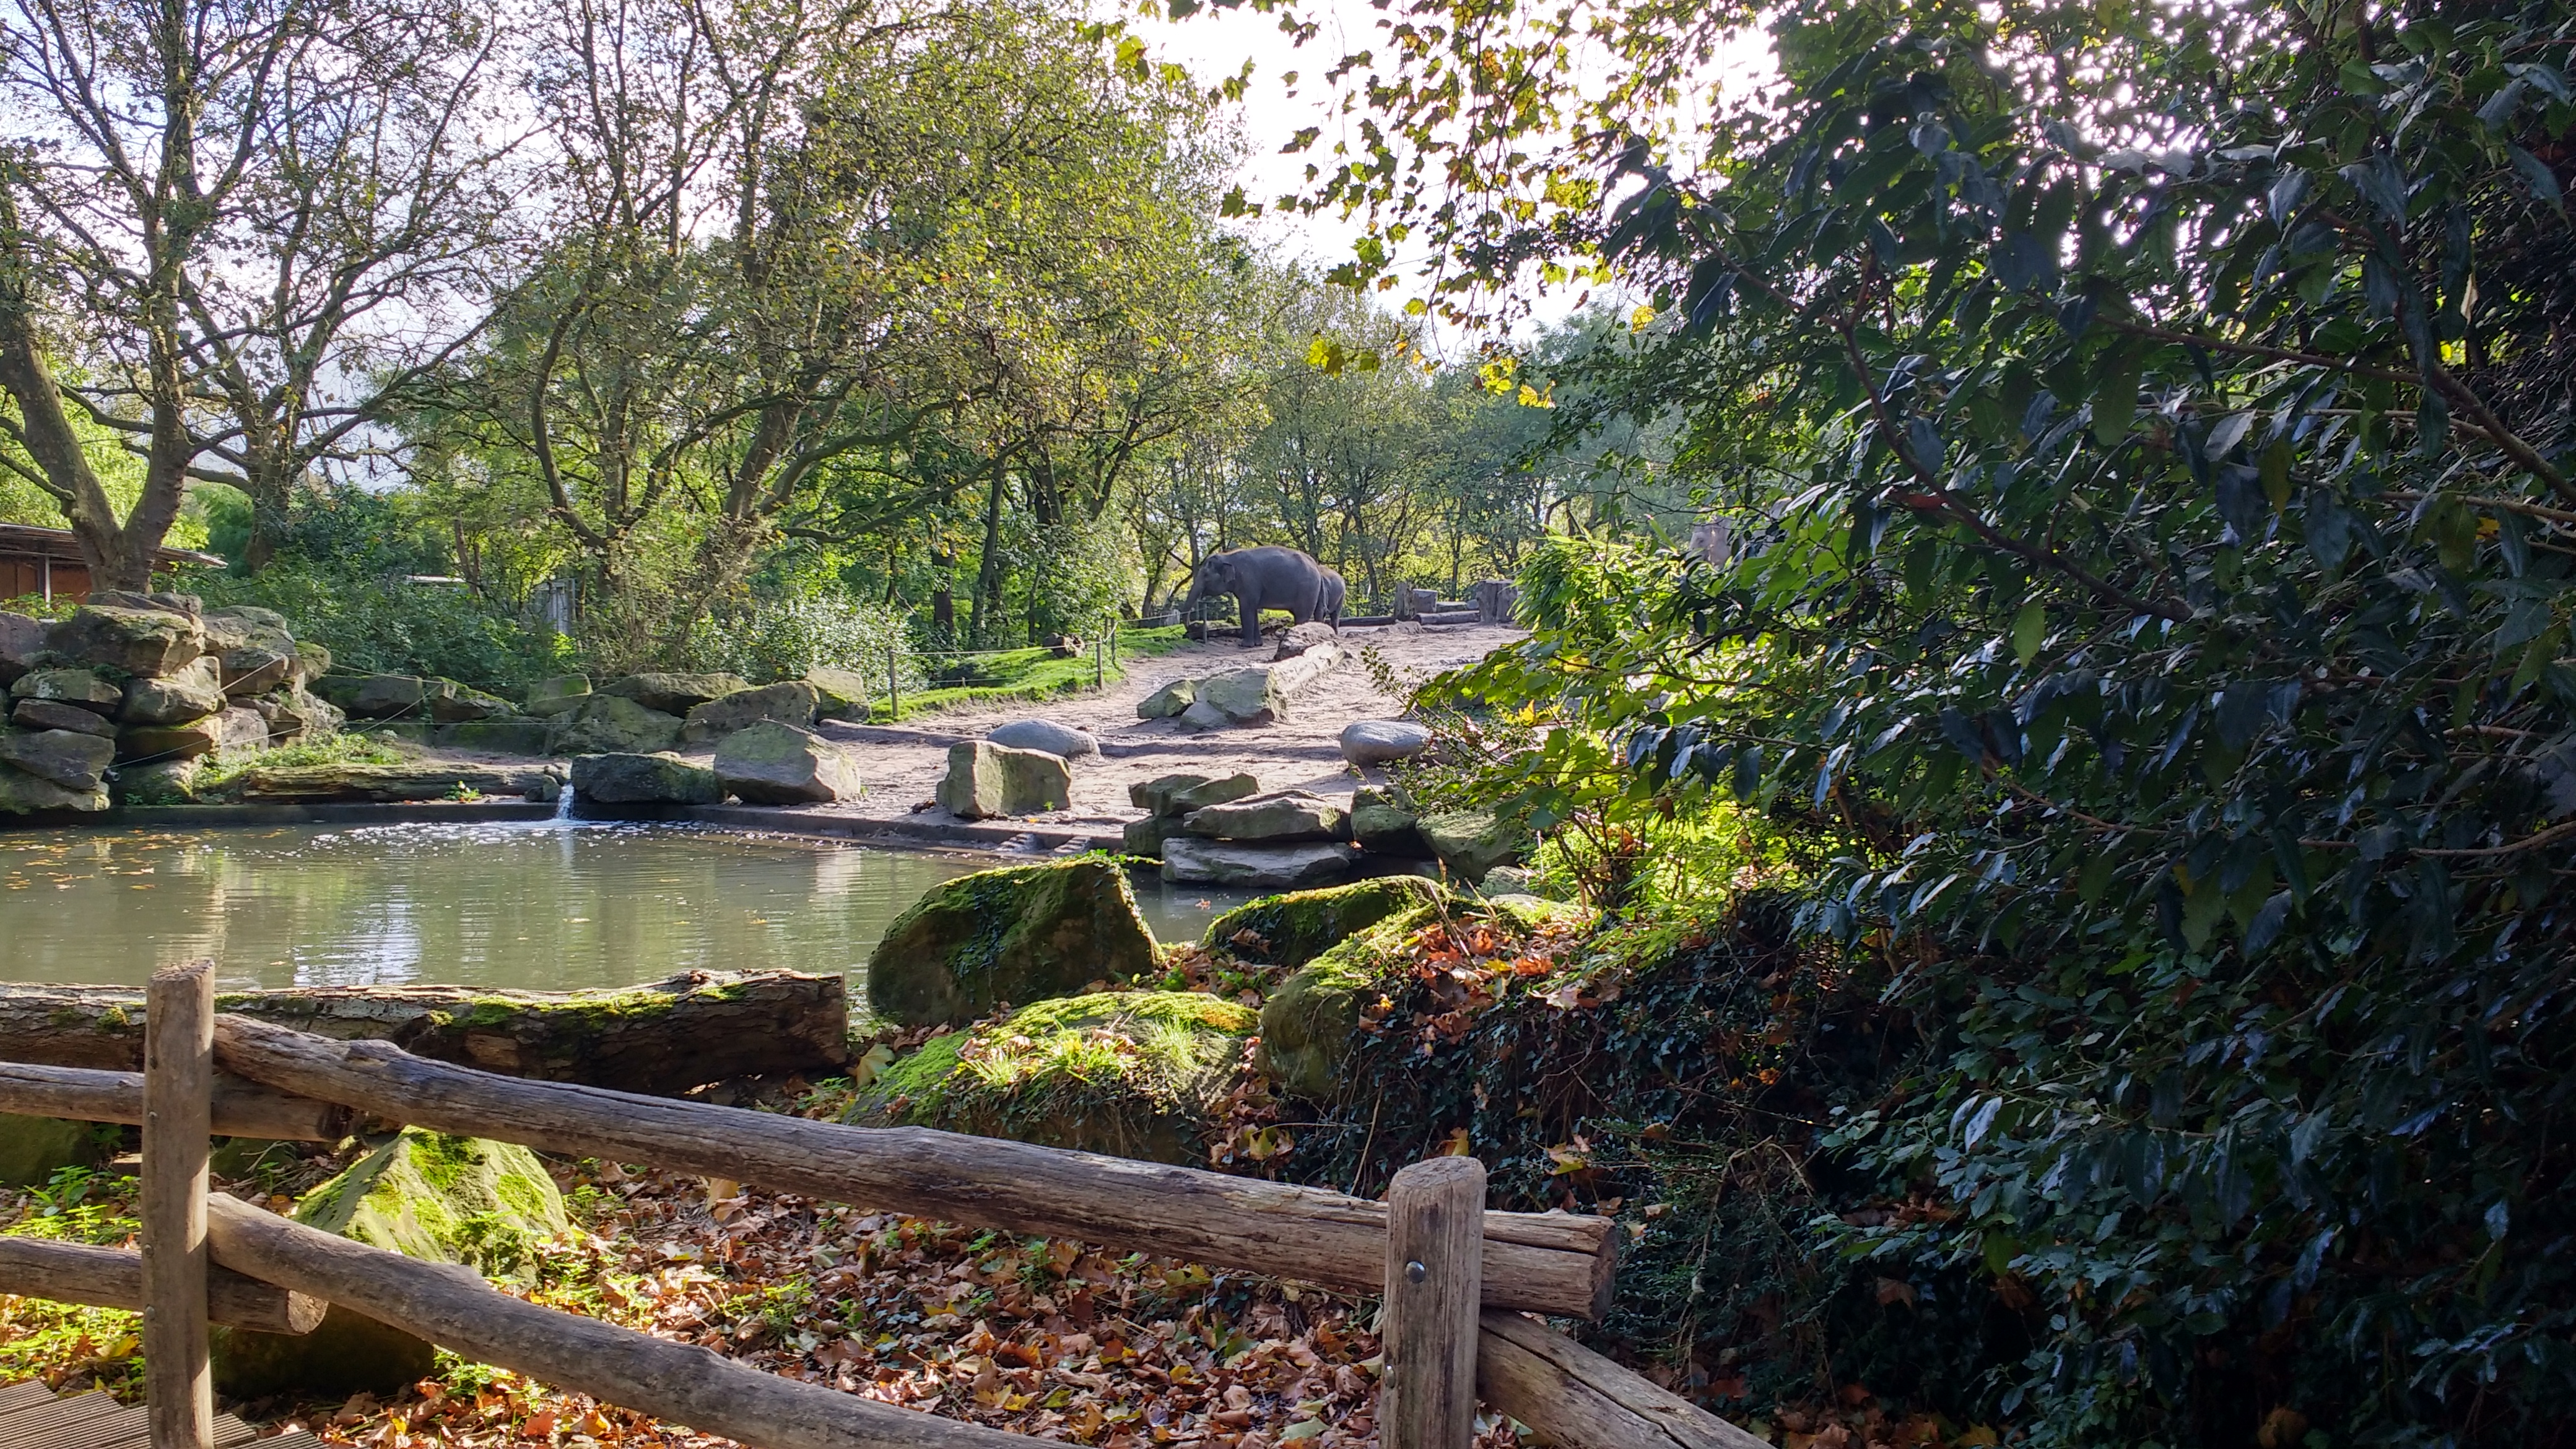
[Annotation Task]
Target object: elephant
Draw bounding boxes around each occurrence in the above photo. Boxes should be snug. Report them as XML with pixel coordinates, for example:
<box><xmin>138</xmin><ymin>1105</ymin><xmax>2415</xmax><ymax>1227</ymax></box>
<box><xmin>1183</xmin><ymin>546</ymin><xmax>1335</xmax><ymax>646</ymax></box>
<box><xmin>1314</xmin><ymin>566</ymin><xmax>1346</xmax><ymax>627</ymax></box>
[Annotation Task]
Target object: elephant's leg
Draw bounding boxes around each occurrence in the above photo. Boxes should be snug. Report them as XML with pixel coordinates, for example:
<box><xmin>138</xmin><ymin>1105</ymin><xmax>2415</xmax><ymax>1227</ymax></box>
<box><xmin>1237</xmin><ymin>591</ymin><xmax>1262</xmax><ymax>646</ymax></box>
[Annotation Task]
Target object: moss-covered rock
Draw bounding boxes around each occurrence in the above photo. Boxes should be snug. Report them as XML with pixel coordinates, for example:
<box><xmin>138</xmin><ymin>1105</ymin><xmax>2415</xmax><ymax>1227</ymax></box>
<box><xmin>214</xmin><ymin>1128</ymin><xmax>568</xmax><ymax>1398</ymax></box>
<box><xmin>1418</xmin><ymin>807</ymin><xmax>1531</xmax><ymax>884</ymax></box>
<box><xmin>544</xmin><ymin>694</ymin><xmax>685</xmax><ymax>755</ymax></box>
<box><xmin>0</xmin><ymin>1113</ymin><xmax>108</xmax><ymax>1187</ymax></box>
<box><xmin>866</xmin><ymin>859</ymin><xmax>1159</xmax><ymax>1026</ymax></box>
<box><xmin>1256</xmin><ymin>893</ymin><xmax>1594</xmax><ymax>1101</ymax></box>
<box><xmin>1201</xmin><ymin>876</ymin><xmax>1447</xmax><ymax>968</ymax></box>
<box><xmin>851</xmin><ymin>991</ymin><xmax>1255</xmax><ymax>1164</ymax></box>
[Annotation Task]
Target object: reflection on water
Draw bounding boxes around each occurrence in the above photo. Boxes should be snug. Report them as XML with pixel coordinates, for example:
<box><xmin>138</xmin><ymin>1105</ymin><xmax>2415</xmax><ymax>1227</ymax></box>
<box><xmin>0</xmin><ymin>822</ymin><xmax>1246</xmax><ymax>994</ymax></box>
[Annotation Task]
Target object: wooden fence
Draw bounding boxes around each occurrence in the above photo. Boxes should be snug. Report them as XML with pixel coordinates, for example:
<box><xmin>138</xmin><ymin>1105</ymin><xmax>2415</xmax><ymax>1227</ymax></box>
<box><xmin>1</xmin><ymin>961</ymin><xmax>1763</xmax><ymax>1449</ymax></box>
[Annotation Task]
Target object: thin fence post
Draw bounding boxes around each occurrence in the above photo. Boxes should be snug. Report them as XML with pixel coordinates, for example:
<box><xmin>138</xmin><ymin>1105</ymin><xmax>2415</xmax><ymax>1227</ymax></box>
<box><xmin>143</xmin><ymin>958</ymin><xmax>216</xmax><ymax>1449</ymax></box>
<box><xmin>1094</xmin><ymin>629</ymin><xmax>1105</xmax><ymax>690</ymax></box>
<box><xmin>886</xmin><ymin>645</ymin><xmax>900</xmax><ymax>721</ymax></box>
<box><xmin>1382</xmin><ymin>1155</ymin><xmax>1485</xmax><ymax>1449</ymax></box>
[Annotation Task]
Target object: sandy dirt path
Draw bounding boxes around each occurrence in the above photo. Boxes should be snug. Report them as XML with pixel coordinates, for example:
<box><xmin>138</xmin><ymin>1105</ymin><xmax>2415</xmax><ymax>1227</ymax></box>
<box><xmin>731</xmin><ymin>621</ymin><xmax>1526</xmax><ymax>837</ymax></box>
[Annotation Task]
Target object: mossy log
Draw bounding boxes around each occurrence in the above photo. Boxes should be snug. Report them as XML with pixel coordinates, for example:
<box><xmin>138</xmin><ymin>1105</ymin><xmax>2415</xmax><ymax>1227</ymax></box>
<box><xmin>0</xmin><ymin>970</ymin><xmax>848</xmax><ymax>1093</ymax></box>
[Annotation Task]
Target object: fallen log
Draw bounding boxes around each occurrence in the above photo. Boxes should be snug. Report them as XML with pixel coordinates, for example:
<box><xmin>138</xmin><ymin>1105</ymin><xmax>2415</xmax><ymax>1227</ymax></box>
<box><xmin>0</xmin><ymin>1237</ymin><xmax>324</xmax><ymax>1336</ymax></box>
<box><xmin>205</xmin><ymin>1193</ymin><xmax>1045</xmax><ymax>1449</ymax></box>
<box><xmin>1476</xmin><ymin>1312</ymin><xmax>1767</xmax><ymax>1449</ymax></box>
<box><xmin>214</xmin><ymin>1016</ymin><xmax>1617</xmax><ymax>1320</ymax></box>
<box><xmin>0</xmin><ymin>1061</ymin><xmax>349</xmax><ymax>1140</ymax></box>
<box><xmin>0</xmin><ymin>971</ymin><xmax>849</xmax><ymax>1093</ymax></box>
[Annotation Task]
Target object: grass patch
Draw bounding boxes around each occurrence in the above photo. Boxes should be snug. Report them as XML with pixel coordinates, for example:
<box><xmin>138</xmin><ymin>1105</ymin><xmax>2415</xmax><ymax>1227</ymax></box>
<box><xmin>869</xmin><ymin>627</ymin><xmax>1185</xmax><ymax>721</ymax></box>
<box><xmin>194</xmin><ymin>729</ymin><xmax>406</xmax><ymax>794</ymax></box>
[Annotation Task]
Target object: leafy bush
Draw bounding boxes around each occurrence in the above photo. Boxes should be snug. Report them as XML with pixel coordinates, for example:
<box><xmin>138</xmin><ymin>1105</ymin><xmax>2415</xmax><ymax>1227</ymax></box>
<box><xmin>684</xmin><ymin>591</ymin><xmax>923</xmax><ymax>687</ymax></box>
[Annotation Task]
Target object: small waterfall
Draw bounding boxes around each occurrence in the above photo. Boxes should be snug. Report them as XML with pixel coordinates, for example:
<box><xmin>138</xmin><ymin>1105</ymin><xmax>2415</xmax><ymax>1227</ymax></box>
<box><xmin>552</xmin><ymin>782</ymin><xmax>576</xmax><ymax>822</ymax></box>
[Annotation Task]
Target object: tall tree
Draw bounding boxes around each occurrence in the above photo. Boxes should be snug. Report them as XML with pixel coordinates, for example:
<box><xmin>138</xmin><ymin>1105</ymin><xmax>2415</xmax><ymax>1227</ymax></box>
<box><xmin>0</xmin><ymin>0</ymin><xmax>516</xmax><ymax>585</ymax></box>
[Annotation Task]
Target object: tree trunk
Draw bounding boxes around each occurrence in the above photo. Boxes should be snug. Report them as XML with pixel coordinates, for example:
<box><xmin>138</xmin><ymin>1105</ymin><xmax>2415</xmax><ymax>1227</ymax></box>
<box><xmin>0</xmin><ymin>971</ymin><xmax>850</xmax><ymax>1093</ymax></box>
<box><xmin>967</xmin><ymin>456</ymin><xmax>1009</xmax><ymax>647</ymax></box>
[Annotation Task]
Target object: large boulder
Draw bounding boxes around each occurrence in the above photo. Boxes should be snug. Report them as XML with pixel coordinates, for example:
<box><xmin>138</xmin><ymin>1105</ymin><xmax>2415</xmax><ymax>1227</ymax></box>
<box><xmin>804</xmin><ymin>666</ymin><xmax>876</xmax><ymax>720</ymax></box>
<box><xmin>118</xmin><ymin>658</ymin><xmax>226</xmax><ymax>726</ymax></box>
<box><xmin>199</xmin><ymin>605</ymin><xmax>297</xmax><ymax>695</ymax></box>
<box><xmin>214</xmin><ymin>1129</ymin><xmax>569</xmax><ymax>1398</ymax></box>
<box><xmin>851</xmin><ymin>992</ymin><xmax>1255</xmax><ymax>1164</ymax></box>
<box><xmin>866</xmin><ymin>858</ymin><xmax>1160</xmax><ymax>1027</ymax></box>
<box><xmin>214</xmin><ymin>705</ymin><xmax>270</xmax><ymax>757</ymax></box>
<box><xmin>0</xmin><ymin>767</ymin><xmax>109</xmax><ymax>814</ymax></box>
<box><xmin>0</xmin><ymin>612</ymin><xmax>45</xmax><ymax>685</ymax></box>
<box><xmin>1178</xmin><ymin>699</ymin><xmax>1231</xmax><ymax>731</ymax></box>
<box><xmin>118</xmin><ymin>717</ymin><xmax>223</xmax><ymax>764</ymax></box>
<box><xmin>292</xmin><ymin>642</ymin><xmax>332</xmax><ymax>688</ymax></box>
<box><xmin>1130</xmin><ymin>771</ymin><xmax>1261</xmax><ymax>817</ymax></box>
<box><xmin>1419</xmin><ymin>808</ymin><xmax>1531</xmax><ymax>884</ymax></box>
<box><xmin>115</xmin><ymin>757</ymin><xmax>200</xmax><ymax>806</ymax></box>
<box><xmin>1256</xmin><ymin>895</ymin><xmax>1586</xmax><ymax>1100</ymax></box>
<box><xmin>1200</xmin><ymin>876</ymin><xmax>1447</xmax><ymax>968</ymax></box>
<box><xmin>435</xmin><ymin>720</ymin><xmax>550</xmax><ymax>754</ymax></box>
<box><xmin>47</xmin><ymin>604</ymin><xmax>202</xmax><ymax>677</ymax></box>
<box><xmin>1352</xmin><ymin>785</ymin><xmax>1431</xmax><ymax>856</ymax></box>
<box><xmin>0</xmin><ymin>1112</ymin><xmax>107</xmax><ymax>1186</ymax></box>
<box><xmin>427</xmin><ymin>682</ymin><xmax>513</xmax><ymax>723</ymax></box>
<box><xmin>986</xmin><ymin>718</ymin><xmax>1100</xmax><ymax>761</ymax></box>
<box><xmin>570</xmin><ymin>751</ymin><xmax>725</xmax><ymax>806</ymax></box>
<box><xmin>682</xmin><ymin>680</ymin><xmax>819</xmax><ymax>745</ymax></box>
<box><xmin>1181</xmin><ymin>789</ymin><xmax>1349</xmax><ymax>843</ymax></box>
<box><xmin>0</xmin><ymin>726</ymin><xmax>116</xmax><ymax>791</ymax></box>
<box><xmin>1339</xmin><ymin>719</ymin><xmax>1432</xmax><ymax>767</ymax></box>
<box><xmin>11</xmin><ymin>666</ymin><xmax>121</xmax><ymax>711</ymax></box>
<box><xmin>1273</xmin><ymin>621</ymin><xmax>1339</xmax><ymax>659</ymax></box>
<box><xmin>523</xmin><ymin>674</ymin><xmax>591</xmax><ymax>716</ymax></box>
<box><xmin>1136</xmin><ymin>677</ymin><xmax>1196</xmax><ymax>719</ymax></box>
<box><xmin>1160</xmin><ymin>838</ymin><xmax>1357</xmax><ymax>889</ymax></box>
<box><xmin>599</xmin><ymin>671</ymin><xmax>752</xmax><ymax>714</ymax></box>
<box><xmin>254</xmin><ymin>686</ymin><xmax>344</xmax><ymax>742</ymax></box>
<box><xmin>87</xmin><ymin>590</ymin><xmax>199</xmax><ymax>616</ymax></box>
<box><xmin>1121</xmin><ymin>814</ymin><xmax>1183</xmax><ymax>858</ymax></box>
<box><xmin>11</xmin><ymin>697</ymin><xmax>115</xmax><ymax>738</ymax></box>
<box><xmin>323</xmin><ymin>673</ymin><xmax>439</xmax><ymax>718</ymax></box>
<box><xmin>936</xmin><ymin>740</ymin><xmax>1071</xmax><ymax>819</ymax></box>
<box><xmin>713</xmin><ymin>721</ymin><xmax>860</xmax><ymax>804</ymax></box>
<box><xmin>1190</xmin><ymin>668</ymin><xmax>1287</xmax><ymax>727</ymax></box>
<box><xmin>544</xmin><ymin>694</ymin><xmax>684</xmax><ymax>755</ymax></box>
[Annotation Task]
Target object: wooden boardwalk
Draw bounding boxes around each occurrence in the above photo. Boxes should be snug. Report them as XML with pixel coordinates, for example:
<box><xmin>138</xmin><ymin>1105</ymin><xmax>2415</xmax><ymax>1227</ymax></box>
<box><xmin>0</xmin><ymin>1380</ymin><xmax>321</xmax><ymax>1449</ymax></box>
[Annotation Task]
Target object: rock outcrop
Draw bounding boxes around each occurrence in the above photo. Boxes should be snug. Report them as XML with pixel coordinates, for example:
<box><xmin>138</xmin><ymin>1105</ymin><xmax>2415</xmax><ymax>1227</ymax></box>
<box><xmin>803</xmin><ymin>667</ymin><xmax>876</xmax><ymax>720</ymax></box>
<box><xmin>0</xmin><ymin>612</ymin><xmax>44</xmax><ymax>685</ymax></box>
<box><xmin>570</xmin><ymin>751</ymin><xmax>725</xmax><ymax>806</ymax></box>
<box><xmin>1419</xmin><ymin>807</ymin><xmax>1530</xmax><ymax>884</ymax></box>
<box><xmin>713</xmin><ymin>721</ymin><xmax>859</xmax><ymax>804</ymax></box>
<box><xmin>48</xmin><ymin>603</ymin><xmax>203</xmax><ymax>677</ymax></box>
<box><xmin>232</xmin><ymin>760</ymin><xmax>557</xmax><ymax>803</ymax></box>
<box><xmin>118</xmin><ymin>659</ymin><xmax>227</xmax><ymax>726</ymax></box>
<box><xmin>523</xmin><ymin>675</ymin><xmax>592</xmax><ymax>716</ymax></box>
<box><xmin>866</xmin><ymin>859</ymin><xmax>1159</xmax><ymax>1027</ymax></box>
<box><xmin>1352</xmin><ymin>785</ymin><xmax>1432</xmax><ymax>856</ymax></box>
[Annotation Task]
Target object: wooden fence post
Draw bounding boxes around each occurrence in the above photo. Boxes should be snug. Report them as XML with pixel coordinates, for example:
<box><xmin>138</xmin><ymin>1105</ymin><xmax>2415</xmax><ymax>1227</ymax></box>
<box><xmin>143</xmin><ymin>959</ymin><xmax>216</xmax><ymax>1449</ymax></box>
<box><xmin>887</xmin><ymin>645</ymin><xmax>901</xmax><ymax>721</ymax></box>
<box><xmin>1382</xmin><ymin>1155</ymin><xmax>1486</xmax><ymax>1449</ymax></box>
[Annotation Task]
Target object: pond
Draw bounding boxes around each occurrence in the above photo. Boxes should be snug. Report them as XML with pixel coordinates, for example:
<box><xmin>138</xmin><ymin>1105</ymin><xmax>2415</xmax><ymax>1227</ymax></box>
<box><xmin>0</xmin><ymin>820</ymin><xmax>1245</xmax><ymax>993</ymax></box>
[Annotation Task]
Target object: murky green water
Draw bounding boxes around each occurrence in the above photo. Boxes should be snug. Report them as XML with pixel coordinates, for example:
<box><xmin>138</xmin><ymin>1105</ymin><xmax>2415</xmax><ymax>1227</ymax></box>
<box><xmin>0</xmin><ymin>822</ymin><xmax>1240</xmax><ymax>993</ymax></box>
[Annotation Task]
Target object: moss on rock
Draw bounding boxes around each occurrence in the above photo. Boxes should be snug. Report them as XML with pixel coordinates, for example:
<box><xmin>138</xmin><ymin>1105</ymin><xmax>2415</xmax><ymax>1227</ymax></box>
<box><xmin>865</xmin><ymin>859</ymin><xmax>1159</xmax><ymax>1026</ymax></box>
<box><xmin>1200</xmin><ymin>876</ymin><xmax>1447</xmax><ymax>969</ymax></box>
<box><xmin>851</xmin><ymin>991</ymin><xmax>1255</xmax><ymax>1164</ymax></box>
<box><xmin>214</xmin><ymin>1128</ymin><xmax>568</xmax><ymax>1399</ymax></box>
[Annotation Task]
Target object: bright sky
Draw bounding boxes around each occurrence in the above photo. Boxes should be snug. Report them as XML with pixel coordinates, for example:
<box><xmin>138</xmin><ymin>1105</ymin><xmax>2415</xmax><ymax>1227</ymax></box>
<box><xmin>1127</xmin><ymin>0</ymin><xmax>1780</xmax><ymax>352</ymax></box>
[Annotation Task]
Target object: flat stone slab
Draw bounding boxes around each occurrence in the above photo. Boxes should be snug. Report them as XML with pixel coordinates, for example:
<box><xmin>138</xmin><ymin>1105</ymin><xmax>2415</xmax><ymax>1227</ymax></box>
<box><xmin>1160</xmin><ymin>837</ymin><xmax>1357</xmax><ymax>889</ymax></box>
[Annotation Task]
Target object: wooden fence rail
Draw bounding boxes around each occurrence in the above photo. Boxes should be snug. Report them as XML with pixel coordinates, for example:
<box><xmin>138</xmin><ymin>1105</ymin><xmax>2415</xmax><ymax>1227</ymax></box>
<box><xmin>208</xmin><ymin>1015</ymin><xmax>1616</xmax><ymax>1319</ymax></box>
<box><xmin>0</xmin><ymin>1006</ymin><xmax>1771</xmax><ymax>1449</ymax></box>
